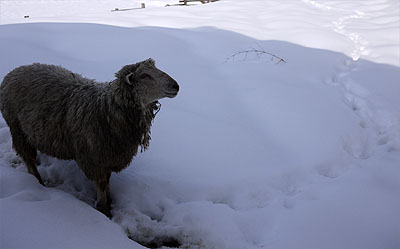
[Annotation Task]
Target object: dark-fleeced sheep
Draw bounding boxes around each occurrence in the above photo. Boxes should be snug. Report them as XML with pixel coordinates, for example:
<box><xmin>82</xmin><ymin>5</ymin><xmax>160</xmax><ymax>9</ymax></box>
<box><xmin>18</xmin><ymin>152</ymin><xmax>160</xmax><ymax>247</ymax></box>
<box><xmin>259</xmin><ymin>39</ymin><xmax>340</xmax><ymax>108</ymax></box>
<box><xmin>0</xmin><ymin>59</ymin><xmax>179</xmax><ymax>217</ymax></box>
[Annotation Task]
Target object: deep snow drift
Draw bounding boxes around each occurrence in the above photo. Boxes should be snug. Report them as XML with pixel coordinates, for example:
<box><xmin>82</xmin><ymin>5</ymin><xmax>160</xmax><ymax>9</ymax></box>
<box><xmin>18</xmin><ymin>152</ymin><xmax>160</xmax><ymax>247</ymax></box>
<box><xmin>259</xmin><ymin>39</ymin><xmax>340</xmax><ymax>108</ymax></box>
<box><xmin>0</xmin><ymin>1</ymin><xmax>399</xmax><ymax>249</ymax></box>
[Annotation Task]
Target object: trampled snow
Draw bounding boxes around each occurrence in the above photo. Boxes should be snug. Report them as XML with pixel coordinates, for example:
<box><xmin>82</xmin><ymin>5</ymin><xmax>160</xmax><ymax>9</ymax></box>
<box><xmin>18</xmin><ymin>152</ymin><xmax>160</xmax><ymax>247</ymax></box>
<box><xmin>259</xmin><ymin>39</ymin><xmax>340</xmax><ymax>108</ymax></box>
<box><xmin>0</xmin><ymin>1</ymin><xmax>399</xmax><ymax>249</ymax></box>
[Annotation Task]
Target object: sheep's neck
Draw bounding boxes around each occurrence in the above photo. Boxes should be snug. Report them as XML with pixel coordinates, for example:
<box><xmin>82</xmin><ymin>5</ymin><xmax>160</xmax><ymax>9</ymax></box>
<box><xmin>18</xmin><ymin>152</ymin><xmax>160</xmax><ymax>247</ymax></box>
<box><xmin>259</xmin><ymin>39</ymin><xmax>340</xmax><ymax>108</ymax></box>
<box><xmin>106</xmin><ymin>81</ymin><xmax>157</xmax><ymax>152</ymax></box>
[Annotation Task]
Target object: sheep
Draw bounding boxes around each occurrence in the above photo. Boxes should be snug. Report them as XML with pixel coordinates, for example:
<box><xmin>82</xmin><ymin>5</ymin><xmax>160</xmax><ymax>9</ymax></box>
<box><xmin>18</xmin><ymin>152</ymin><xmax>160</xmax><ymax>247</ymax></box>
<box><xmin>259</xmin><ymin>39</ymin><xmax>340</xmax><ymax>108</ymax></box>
<box><xmin>0</xmin><ymin>59</ymin><xmax>179</xmax><ymax>217</ymax></box>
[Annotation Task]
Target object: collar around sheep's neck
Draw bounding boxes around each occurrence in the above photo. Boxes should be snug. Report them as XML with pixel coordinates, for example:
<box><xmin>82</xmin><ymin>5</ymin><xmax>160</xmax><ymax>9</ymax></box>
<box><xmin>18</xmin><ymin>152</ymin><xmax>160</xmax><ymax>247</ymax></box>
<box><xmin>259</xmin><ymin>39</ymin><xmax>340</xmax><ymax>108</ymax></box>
<box><xmin>137</xmin><ymin>100</ymin><xmax>161</xmax><ymax>152</ymax></box>
<box><xmin>152</xmin><ymin>101</ymin><xmax>162</xmax><ymax>116</ymax></box>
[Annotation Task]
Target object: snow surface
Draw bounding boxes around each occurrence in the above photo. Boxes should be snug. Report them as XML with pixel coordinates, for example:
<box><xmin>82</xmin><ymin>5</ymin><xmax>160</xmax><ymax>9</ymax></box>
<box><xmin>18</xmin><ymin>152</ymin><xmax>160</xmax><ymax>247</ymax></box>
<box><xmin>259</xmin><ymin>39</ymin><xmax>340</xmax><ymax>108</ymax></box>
<box><xmin>0</xmin><ymin>0</ymin><xmax>399</xmax><ymax>249</ymax></box>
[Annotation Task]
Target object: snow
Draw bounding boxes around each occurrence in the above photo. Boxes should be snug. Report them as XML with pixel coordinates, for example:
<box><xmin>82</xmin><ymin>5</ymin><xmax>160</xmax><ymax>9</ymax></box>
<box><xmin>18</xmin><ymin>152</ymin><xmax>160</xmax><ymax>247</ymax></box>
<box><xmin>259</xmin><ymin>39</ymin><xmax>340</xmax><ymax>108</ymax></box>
<box><xmin>1</xmin><ymin>0</ymin><xmax>399</xmax><ymax>249</ymax></box>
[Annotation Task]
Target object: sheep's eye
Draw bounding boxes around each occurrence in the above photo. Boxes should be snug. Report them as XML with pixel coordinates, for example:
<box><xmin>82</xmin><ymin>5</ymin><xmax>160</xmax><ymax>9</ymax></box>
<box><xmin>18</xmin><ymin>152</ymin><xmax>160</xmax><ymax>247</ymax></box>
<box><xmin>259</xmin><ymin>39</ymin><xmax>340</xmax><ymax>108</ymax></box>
<box><xmin>140</xmin><ymin>73</ymin><xmax>152</xmax><ymax>80</ymax></box>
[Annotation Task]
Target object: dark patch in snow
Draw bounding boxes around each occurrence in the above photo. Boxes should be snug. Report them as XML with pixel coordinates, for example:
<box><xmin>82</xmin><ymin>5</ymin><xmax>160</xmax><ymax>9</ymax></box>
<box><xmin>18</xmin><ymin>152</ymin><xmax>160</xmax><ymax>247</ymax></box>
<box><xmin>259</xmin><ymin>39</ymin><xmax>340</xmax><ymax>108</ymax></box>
<box><xmin>134</xmin><ymin>236</ymin><xmax>182</xmax><ymax>249</ymax></box>
<box><xmin>10</xmin><ymin>158</ymin><xmax>22</xmax><ymax>168</ymax></box>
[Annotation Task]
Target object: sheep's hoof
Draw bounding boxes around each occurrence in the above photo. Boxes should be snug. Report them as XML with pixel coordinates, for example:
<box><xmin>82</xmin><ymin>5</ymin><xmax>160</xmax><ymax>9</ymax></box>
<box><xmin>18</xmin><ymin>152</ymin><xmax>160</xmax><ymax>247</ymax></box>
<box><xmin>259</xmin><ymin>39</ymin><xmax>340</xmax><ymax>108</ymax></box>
<box><xmin>96</xmin><ymin>203</ymin><xmax>112</xmax><ymax>218</ymax></box>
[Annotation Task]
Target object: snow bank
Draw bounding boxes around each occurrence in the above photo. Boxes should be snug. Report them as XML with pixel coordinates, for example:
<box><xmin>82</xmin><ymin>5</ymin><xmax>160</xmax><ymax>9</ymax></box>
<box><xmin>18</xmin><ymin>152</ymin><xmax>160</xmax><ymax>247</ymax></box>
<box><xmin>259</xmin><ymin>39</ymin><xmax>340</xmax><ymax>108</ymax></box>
<box><xmin>2</xmin><ymin>0</ymin><xmax>398</xmax><ymax>66</ymax></box>
<box><xmin>1</xmin><ymin>0</ymin><xmax>399</xmax><ymax>248</ymax></box>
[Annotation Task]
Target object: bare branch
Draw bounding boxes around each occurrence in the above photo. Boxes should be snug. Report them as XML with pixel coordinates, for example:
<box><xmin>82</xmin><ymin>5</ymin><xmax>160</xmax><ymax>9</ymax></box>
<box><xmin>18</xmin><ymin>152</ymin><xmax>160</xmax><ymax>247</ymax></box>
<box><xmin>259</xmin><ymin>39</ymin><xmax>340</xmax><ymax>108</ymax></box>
<box><xmin>224</xmin><ymin>47</ymin><xmax>286</xmax><ymax>64</ymax></box>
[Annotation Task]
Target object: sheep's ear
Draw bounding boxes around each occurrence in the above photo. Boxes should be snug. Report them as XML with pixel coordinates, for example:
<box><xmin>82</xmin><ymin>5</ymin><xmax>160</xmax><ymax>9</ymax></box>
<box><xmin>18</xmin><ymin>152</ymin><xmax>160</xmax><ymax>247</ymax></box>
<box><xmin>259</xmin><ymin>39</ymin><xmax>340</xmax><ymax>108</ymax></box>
<box><xmin>146</xmin><ymin>58</ymin><xmax>155</xmax><ymax>66</ymax></box>
<box><xmin>125</xmin><ymin>72</ymin><xmax>134</xmax><ymax>85</ymax></box>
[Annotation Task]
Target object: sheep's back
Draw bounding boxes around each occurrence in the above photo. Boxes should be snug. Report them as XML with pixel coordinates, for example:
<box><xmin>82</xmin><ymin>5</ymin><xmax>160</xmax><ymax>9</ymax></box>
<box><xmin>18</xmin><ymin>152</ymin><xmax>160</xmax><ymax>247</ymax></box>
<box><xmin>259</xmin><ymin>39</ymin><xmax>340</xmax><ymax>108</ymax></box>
<box><xmin>0</xmin><ymin>63</ymin><xmax>103</xmax><ymax>160</ymax></box>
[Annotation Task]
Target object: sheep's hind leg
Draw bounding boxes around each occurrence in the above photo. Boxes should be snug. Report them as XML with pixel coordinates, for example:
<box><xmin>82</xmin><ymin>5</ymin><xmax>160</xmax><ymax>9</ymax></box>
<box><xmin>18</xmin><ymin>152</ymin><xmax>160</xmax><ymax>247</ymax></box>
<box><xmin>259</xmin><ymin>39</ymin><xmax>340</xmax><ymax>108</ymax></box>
<box><xmin>95</xmin><ymin>172</ymin><xmax>112</xmax><ymax>218</ymax></box>
<box><xmin>9</xmin><ymin>124</ymin><xmax>44</xmax><ymax>185</ymax></box>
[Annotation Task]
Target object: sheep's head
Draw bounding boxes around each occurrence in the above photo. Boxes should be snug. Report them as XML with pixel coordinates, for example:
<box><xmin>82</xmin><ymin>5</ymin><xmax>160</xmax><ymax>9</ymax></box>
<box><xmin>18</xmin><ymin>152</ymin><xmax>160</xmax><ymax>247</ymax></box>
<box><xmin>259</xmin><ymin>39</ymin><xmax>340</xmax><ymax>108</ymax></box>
<box><xmin>117</xmin><ymin>59</ymin><xmax>179</xmax><ymax>106</ymax></box>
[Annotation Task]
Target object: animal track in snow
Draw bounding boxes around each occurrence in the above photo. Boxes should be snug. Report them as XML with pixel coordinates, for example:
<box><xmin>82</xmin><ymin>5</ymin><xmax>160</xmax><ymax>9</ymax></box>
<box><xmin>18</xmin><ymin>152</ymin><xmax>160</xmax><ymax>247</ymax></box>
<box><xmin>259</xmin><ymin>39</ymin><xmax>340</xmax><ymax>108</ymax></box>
<box><xmin>332</xmin><ymin>10</ymin><xmax>369</xmax><ymax>61</ymax></box>
<box><xmin>303</xmin><ymin>0</ymin><xmax>399</xmax><ymax>160</ymax></box>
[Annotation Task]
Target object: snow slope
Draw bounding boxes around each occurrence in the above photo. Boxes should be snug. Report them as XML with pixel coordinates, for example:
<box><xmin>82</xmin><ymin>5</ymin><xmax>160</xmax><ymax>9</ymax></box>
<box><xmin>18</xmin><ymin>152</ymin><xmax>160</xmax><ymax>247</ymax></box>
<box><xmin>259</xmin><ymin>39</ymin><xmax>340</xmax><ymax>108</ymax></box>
<box><xmin>0</xmin><ymin>1</ymin><xmax>399</xmax><ymax>249</ymax></box>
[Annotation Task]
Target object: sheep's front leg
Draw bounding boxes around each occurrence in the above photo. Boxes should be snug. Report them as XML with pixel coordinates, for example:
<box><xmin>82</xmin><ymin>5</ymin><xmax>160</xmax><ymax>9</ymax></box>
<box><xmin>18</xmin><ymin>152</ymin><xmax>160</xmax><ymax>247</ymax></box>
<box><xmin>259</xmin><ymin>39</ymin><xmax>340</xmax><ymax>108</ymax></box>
<box><xmin>95</xmin><ymin>172</ymin><xmax>112</xmax><ymax>218</ymax></box>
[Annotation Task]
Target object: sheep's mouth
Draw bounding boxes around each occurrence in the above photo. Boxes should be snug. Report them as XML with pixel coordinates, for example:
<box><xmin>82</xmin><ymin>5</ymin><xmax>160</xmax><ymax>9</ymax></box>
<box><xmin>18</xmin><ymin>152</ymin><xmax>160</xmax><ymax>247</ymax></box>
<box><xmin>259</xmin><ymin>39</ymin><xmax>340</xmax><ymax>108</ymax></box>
<box><xmin>164</xmin><ymin>91</ymin><xmax>178</xmax><ymax>98</ymax></box>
